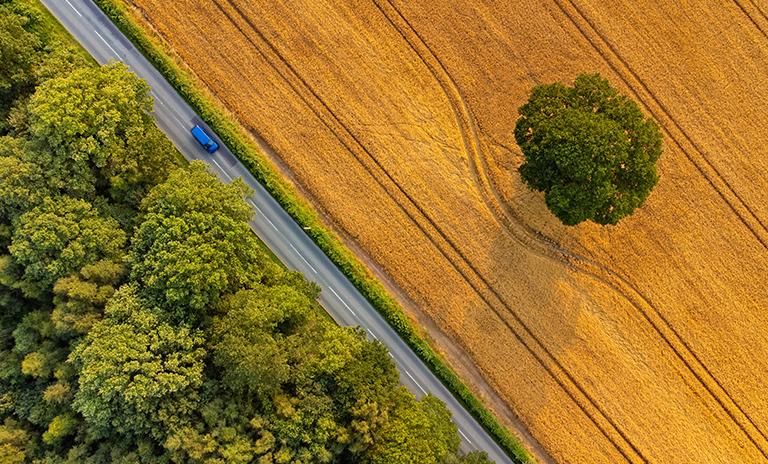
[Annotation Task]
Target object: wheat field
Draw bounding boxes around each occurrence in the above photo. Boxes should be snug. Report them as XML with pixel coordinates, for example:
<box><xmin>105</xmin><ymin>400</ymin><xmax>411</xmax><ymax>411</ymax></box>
<box><xmin>122</xmin><ymin>0</ymin><xmax>768</xmax><ymax>461</ymax></box>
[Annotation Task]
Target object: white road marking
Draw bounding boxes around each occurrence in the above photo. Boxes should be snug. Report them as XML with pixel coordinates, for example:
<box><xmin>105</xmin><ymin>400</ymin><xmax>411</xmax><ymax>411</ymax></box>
<box><xmin>328</xmin><ymin>286</ymin><xmax>357</xmax><ymax>317</ymax></box>
<box><xmin>366</xmin><ymin>328</ymin><xmax>379</xmax><ymax>340</ymax></box>
<box><xmin>403</xmin><ymin>369</ymin><xmax>428</xmax><ymax>395</ymax></box>
<box><xmin>458</xmin><ymin>429</ymin><xmax>474</xmax><ymax>445</ymax></box>
<box><xmin>155</xmin><ymin>104</ymin><xmax>186</xmax><ymax>131</ymax></box>
<box><xmin>264</xmin><ymin>217</ymin><xmax>279</xmax><ymax>232</ymax></box>
<box><xmin>93</xmin><ymin>30</ymin><xmax>122</xmax><ymax>60</ymax></box>
<box><xmin>250</xmin><ymin>202</ymin><xmax>280</xmax><ymax>232</ymax></box>
<box><xmin>64</xmin><ymin>0</ymin><xmax>82</xmax><ymax>17</ymax></box>
<box><xmin>289</xmin><ymin>243</ymin><xmax>317</xmax><ymax>274</ymax></box>
<box><xmin>164</xmin><ymin>107</ymin><xmax>188</xmax><ymax>131</ymax></box>
<box><xmin>210</xmin><ymin>158</ymin><xmax>232</xmax><ymax>181</ymax></box>
<box><xmin>388</xmin><ymin>352</ymin><xmax>395</xmax><ymax>359</ymax></box>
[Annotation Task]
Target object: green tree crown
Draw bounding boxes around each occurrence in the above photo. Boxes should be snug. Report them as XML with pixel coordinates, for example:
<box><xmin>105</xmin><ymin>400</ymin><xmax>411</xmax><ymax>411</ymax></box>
<box><xmin>514</xmin><ymin>73</ymin><xmax>662</xmax><ymax>225</ymax></box>
<box><xmin>130</xmin><ymin>163</ymin><xmax>278</xmax><ymax>321</ymax></box>
<box><xmin>25</xmin><ymin>63</ymin><xmax>175</xmax><ymax>201</ymax></box>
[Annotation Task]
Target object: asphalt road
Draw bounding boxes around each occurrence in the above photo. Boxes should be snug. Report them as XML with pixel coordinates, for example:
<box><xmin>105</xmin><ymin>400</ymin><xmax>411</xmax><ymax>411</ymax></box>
<box><xmin>41</xmin><ymin>1</ymin><xmax>515</xmax><ymax>462</ymax></box>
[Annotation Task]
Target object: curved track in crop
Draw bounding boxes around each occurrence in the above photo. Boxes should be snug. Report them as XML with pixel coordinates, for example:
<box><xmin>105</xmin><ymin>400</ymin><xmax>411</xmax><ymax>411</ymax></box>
<box><xmin>136</xmin><ymin>0</ymin><xmax>768</xmax><ymax>459</ymax></box>
<box><xmin>374</xmin><ymin>0</ymin><xmax>768</xmax><ymax>460</ymax></box>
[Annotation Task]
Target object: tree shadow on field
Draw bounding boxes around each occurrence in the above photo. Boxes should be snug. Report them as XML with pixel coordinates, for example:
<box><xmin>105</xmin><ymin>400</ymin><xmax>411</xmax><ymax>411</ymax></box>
<box><xmin>475</xmin><ymin>195</ymin><xmax>625</xmax><ymax>461</ymax></box>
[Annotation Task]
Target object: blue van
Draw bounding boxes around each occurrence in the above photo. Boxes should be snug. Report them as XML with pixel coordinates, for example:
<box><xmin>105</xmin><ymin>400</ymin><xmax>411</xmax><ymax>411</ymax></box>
<box><xmin>191</xmin><ymin>125</ymin><xmax>219</xmax><ymax>153</ymax></box>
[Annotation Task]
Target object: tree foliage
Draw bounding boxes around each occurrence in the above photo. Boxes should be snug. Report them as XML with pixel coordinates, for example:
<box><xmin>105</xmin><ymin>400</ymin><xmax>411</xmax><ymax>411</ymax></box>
<box><xmin>25</xmin><ymin>63</ymin><xmax>175</xmax><ymax>201</ymax></box>
<box><xmin>0</xmin><ymin>418</ymin><xmax>30</xmax><ymax>463</ymax></box>
<box><xmin>210</xmin><ymin>287</ymin><xmax>364</xmax><ymax>462</ymax></box>
<box><xmin>212</xmin><ymin>286</ymin><xmax>308</xmax><ymax>401</ymax></box>
<box><xmin>361</xmin><ymin>390</ymin><xmax>461</xmax><ymax>464</ymax></box>
<box><xmin>514</xmin><ymin>73</ymin><xmax>662</xmax><ymax>225</ymax></box>
<box><xmin>33</xmin><ymin>44</ymin><xmax>90</xmax><ymax>84</ymax></box>
<box><xmin>8</xmin><ymin>196</ymin><xmax>126</xmax><ymax>298</ymax></box>
<box><xmin>71</xmin><ymin>285</ymin><xmax>206</xmax><ymax>441</ymax></box>
<box><xmin>0</xmin><ymin>137</ymin><xmax>50</xmax><ymax>225</ymax></box>
<box><xmin>140</xmin><ymin>160</ymin><xmax>252</xmax><ymax>221</ymax></box>
<box><xmin>0</xmin><ymin>3</ymin><xmax>41</xmax><ymax>113</ymax></box>
<box><xmin>130</xmin><ymin>162</ymin><xmax>278</xmax><ymax>320</ymax></box>
<box><xmin>52</xmin><ymin>259</ymin><xmax>126</xmax><ymax>337</ymax></box>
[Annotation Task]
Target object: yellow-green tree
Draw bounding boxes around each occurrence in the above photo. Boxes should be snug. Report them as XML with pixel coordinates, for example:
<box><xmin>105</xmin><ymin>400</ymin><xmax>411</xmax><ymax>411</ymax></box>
<box><xmin>8</xmin><ymin>196</ymin><xmax>125</xmax><ymax>298</ymax></box>
<box><xmin>130</xmin><ymin>163</ymin><xmax>278</xmax><ymax>321</ymax></box>
<box><xmin>362</xmin><ymin>391</ymin><xmax>461</xmax><ymax>464</ymax></box>
<box><xmin>25</xmin><ymin>63</ymin><xmax>175</xmax><ymax>202</ymax></box>
<box><xmin>0</xmin><ymin>3</ymin><xmax>41</xmax><ymax>118</ymax></box>
<box><xmin>0</xmin><ymin>137</ymin><xmax>49</xmax><ymax>226</ymax></box>
<box><xmin>52</xmin><ymin>260</ymin><xmax>126</xmax><ymax>337</ymax></box>
<box><xmin>71</xmin><ymin>285</ymin><xmax>206</xmax><ymax>441</ymax></box>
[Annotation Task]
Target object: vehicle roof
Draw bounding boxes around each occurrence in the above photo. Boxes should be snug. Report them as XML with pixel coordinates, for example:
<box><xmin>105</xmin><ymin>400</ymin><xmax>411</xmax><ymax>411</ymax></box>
<box><xmin>191</xmin><ymin>125</ymin><xmax>211</xmax><ymax>142</ymax></box>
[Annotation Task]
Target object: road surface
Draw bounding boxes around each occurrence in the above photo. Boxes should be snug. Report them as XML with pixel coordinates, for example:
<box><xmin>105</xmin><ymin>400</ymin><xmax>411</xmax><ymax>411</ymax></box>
<box><xmin>41</xmin><ymin>1</ymin><xmax>515</xmax><ymax>462</ymax></box>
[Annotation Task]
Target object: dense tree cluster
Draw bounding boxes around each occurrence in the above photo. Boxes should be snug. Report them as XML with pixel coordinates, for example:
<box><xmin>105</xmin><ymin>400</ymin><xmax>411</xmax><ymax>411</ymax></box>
<box><xmin>514</xmin><ymin>73</ymin><xmax>662</xmax><ymax>225</ymax></box>
<box><xmin>0</xmin><ymin>2</ymin><xmax>494</xmax><ymax>463</ymax></box>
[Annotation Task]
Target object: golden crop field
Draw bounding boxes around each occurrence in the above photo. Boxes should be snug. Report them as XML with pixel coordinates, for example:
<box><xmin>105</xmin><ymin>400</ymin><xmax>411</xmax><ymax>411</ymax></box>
<box><xmin>122</xmin><ymin>0</ymin><xmax>768</xmax><ymax>461</ymax></box>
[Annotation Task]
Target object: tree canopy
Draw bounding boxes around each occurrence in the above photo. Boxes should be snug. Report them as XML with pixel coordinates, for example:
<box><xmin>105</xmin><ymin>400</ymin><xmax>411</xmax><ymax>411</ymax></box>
<box><xmin>0</xmin><ymin>3</ymin><xmax>41</xmax><ymax>111</ymax></box>
<box><xmin>211</xmin><ymin>286</ymin><xmax>309</xmax><ymax>401</ymax></box>
<box><xmin>0</xmin><ymin>137</ymin><xmax>50</xmax><ymax>225</ymax></box>
<box><xmin>514</xmin><ymin>73</ymin><xmax>662</xmax><ymax>225</ymax></box>
<box><xmin>130</xmin><ymin>162</ymin><xmax>279</xmax><ymax>321</ymax></box>
<box><xmin>362</xmin><ymin>391</ymin><xmax>459</xmax><ymax>464</ymax></box>
<box><xmin>25</xmin><ymin>63</ymin><xmax>176</xmax><ymax>202</ymax></box>
<box><xmin>71</xmin><ymin>285</ymin><xmax>206</xmax><ymax>441</ymax></box>
<box><xmin>51</xmin><ymin>259</ymin><xmax>126</xmax><ymax>337</ymax></box>
<box><xmin>8</xmin><ymin>196</ymin><xmax>125</xmax><ymax>298</ymax></box>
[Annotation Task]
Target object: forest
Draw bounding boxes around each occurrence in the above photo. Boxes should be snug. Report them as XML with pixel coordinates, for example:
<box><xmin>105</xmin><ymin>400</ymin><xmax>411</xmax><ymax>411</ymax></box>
<box><xmin>0</xmin><ymin>1</ymin><xmax>492</xmax><ymax>462</ymax></box>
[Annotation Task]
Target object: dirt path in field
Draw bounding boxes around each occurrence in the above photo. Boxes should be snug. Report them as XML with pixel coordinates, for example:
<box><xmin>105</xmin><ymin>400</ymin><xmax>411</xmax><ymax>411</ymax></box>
<box><xmin>123</xmin><ymin>0</ymin><xmax>768</xmax><ymax>461</ymax></box>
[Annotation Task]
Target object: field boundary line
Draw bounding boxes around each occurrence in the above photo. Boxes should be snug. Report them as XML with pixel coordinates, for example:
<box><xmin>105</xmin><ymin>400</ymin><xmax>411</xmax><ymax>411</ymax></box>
<box><xmin>91</xmin><ymin>0</ymin><xmax>534</xmax><ymax>462</ymax></box>
<box><xmin>218</xmin><ymin>0</ymin><xmax>647</xmax><ymax>460</ymax></box>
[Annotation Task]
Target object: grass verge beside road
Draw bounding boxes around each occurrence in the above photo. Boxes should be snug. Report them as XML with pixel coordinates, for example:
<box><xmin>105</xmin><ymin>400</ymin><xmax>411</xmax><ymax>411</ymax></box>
<box><xmin>90</xmin><ymin>1</ymin><xmax>533</xmax><ymax>461</ymax></box>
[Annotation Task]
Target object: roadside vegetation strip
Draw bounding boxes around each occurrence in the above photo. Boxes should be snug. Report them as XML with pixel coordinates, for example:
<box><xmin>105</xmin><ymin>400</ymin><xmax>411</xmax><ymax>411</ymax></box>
<box><xmin>91</xmin><ymin>0</ymin><xmax>533</xmax><ymax>462</ymax></box>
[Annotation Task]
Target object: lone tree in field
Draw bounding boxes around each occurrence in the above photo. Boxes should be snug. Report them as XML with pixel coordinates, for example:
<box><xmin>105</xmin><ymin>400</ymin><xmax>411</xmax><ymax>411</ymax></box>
<box><xmin>514</xmin><ymin>73</ymin><xmax>662</xmax><ymax>225</ymax></box>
